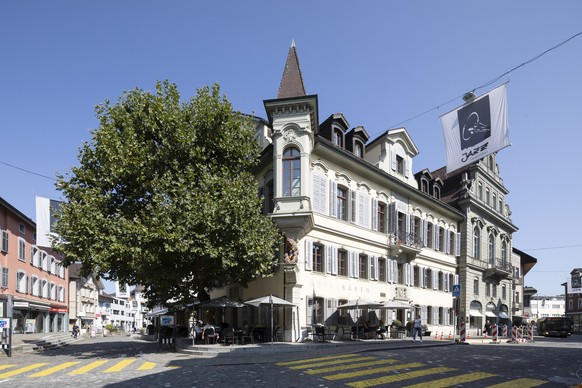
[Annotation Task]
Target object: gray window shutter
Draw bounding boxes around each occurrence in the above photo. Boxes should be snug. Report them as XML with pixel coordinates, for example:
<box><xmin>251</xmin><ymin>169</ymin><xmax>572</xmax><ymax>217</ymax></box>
<box><xmin>388</xmin><ymin>203</ymin><xmax>396</xmax><ymax>234</ymax></box>
<box><xmin>455</xmin><ymin>233</ymin><xmax>461</xmax><ymax>256</ymax></box>
<box><xmin>435</xmin><ymin>225</ymin><xmax>440</xmax><ymax>251</ymax></box>
<box><xmin>350</xmin><ymin>190</ymin><xmax>356</xmax><ymax>223</ymax></box>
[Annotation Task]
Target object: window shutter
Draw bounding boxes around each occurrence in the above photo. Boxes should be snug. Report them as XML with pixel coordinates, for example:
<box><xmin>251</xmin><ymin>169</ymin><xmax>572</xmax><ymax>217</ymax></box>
<box><xmin>445</xmin><ymin>229</ymin><xmax>451</xmax><ymax>254</ymax></box>
<box><xmin>422</xmin><ymin>220</ymin><xmax>428</xmax><ymax>247</ymax></box>
<box><xmin>369</xmin><ymin>256</ymin><xmax>376</xmax><ymax>281</ymax></box>
<box><xmin>331</xmin><ymin>246</ymin><xmax>338</xmax><ymax>275</ymax></box>
<box><xmin>434</xmin><ymin>226</ymin><xmax>440</xmax><ymax>251</ymax></box>
<box><xmin>404</xmin><ymin>159</ymin><xmax>410</xmax><ymax>177</ymax></box>
<box><xmin>388</xmin><ymin>203</ymin><xmax>396</xmax><ymax>234</ymax></box>
<box><xmin>306</xmin><ymin>298</ymin><xmax>313</xmax><ymax>326</ymax></box>
<box><xmin>387</xmin><ymin>260</ymin><xmax>394</xmax><ymax>283</ymax></box>
<box><xmin>391</xmin><ymin>148</ymin><xmax>397</xmax><ymax>171</ymax></box>
<box><xmin>455</xmin><ymin>233</ymin><xmax>461</xmax><ymax>256</ymax></box>
<box><xmin>372</xmin><ymin>198</ymin><xmax>378</xmax><ymax>231</ymax></box>
<box><xmin>422</xmin><ymin>267</ymin><xmax>428</xmax><ymax>288</ymax></box>
<box><xmin>433</xmin><ymin>270</ymin><xmax>438</xmax><ymax>290</ymax></box>
<box><xmin>409</xmin><ymin>263</ymin><xmax>415</xmax><ymax>285</ymax></box>
<box><xmin>326</xmin><ymin>245</ymin><xmax>332</xmax><ymax>274</ymax></box>
<box><xmin>350</xmin><ymin>190</ymin><xmax>356</xmax><ymax>223</ymax></box>
<box><xmin>312</xmin><ymin>173</ymin><xmax>327</xmax><ymax>214</ymax></box>
<box><xmin>352</xmin><ymin>252</ymin><xmax>360</xmax><ymax>279</ymax></box>
<box><xmin>348</xmin><ymin>251</ymin><xmax>354</xmax><ymax>278</ymax></box>
<box><xmin>329</xmin><ymin>180</ymin><xmax>337</xmax><ymax>217</ymax></box>
<box><xmin>305</xmin><ymin>240</ymin><xmax>313</xmax><ymax>271</ymax></box>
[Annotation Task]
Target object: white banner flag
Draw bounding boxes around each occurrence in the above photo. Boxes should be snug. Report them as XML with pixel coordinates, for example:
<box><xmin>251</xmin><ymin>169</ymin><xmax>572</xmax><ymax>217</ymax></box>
<box><xmin>35</xmin><ymin>196</ymin><xmax>62</xmax><ymax>247</ymax></box>
<box><xmin>440</xmin><ymin>84</ymin><xmax>510</xmax><ymax>172</ymax></box>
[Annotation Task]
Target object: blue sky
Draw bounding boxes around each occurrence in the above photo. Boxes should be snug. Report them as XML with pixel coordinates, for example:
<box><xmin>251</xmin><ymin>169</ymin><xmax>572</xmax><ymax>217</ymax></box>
<box><xmin>1</xmin><ymin>1</ymin><xmax>581</xmax><ymax>296</ymax></box>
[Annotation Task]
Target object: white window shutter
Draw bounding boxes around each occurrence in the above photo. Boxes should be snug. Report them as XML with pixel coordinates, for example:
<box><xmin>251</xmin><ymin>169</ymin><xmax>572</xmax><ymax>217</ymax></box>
<box><xmin>312</xmin><ymin>173</ymin><xmax>327</xmax><ymax>214</ymax></box>
<box><xmin>445</xmin><ymin>229</ymin><xmax>451</xmax><ymax>254</ymax></box>
<box><xmin>435</xmin><ymin>226</ymin><xmax>440</xmax><ymax>251</ymax></box>
<box><xmin>372</xmin><ymin>198</ymin><xmax>378</xmax><ymax>231</ymax></box>
<box><xmin>305</xmin><ymin>240</ymin><xmax>313</xmax><ymax>271</ymax></box>
<box><xmin>404</xmin><ymin>159</ymin><xmax>410</xmax><ymax>177</ymax></box>
<box><xmin>329</xmin><ymin>180</ymin><xmax>337</xmax><ymax>218</ymax></box>
<box><xmin>423</xmin><ymin>220</ymin><xmax>428</xmax><ymax>247</ymax></box>
<box><xmin>455</xmin><ymin>233</ymin><xmax>461</xmax><ymax>256</ymax></box>
<box><xmin>326</xmin><ymin>245</ymin><xmax>332</xmax><ymax>274</ymax></box>
<box><xmin>331</xmin><ymin>246</ymin><xmax>338</xmax><ymax>275</ymax></box>
<box><xmin>350</xmin><ymin>190</ymin><xmax>356</xmax><ymax>223</ymax></box>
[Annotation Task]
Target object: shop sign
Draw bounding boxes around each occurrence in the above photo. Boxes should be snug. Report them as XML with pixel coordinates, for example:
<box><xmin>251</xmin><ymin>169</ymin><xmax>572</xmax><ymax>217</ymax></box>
<box><xmin>49</xmin><ymin>307</ymin><xmax>68</xmax><ymax>313</ymax></box>
<box><xmin>13</xmin><ymin>302</ymin><xmax>29</xmax><ymax>308</ymax></box>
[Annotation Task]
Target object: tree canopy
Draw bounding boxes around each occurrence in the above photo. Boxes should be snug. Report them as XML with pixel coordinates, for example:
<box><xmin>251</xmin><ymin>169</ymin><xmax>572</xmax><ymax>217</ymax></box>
<box><xmin>54</xmin><ymin>81</ymin><xmax>281</xmax><ymax>306</ymax></box>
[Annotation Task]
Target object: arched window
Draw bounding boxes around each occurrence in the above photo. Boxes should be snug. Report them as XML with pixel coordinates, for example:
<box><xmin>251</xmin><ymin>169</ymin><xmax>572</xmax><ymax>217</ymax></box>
<box><xmin>501</xmin><ymin>240</ymin><xmax>508</xmax><ymax>267</ymax></box>
<box><xmin>488</xmin><ymin>235</ymin><xmax>495</xmax><ymax>267</ymax></box>
<box><xmin>473</xmin><ymin>226</ymin><xmax>481</xmax><ymax>259</ymax></box>
<box><xmin>282</xmin><ymin>147</ymin><xmax>301</xmax><ymax>196</ymax></box>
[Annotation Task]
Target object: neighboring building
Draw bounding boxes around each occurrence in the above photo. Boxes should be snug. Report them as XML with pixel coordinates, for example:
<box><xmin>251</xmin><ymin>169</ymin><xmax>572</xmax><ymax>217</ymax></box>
<box><xmin>564</xmin><ymin>268</ymin><xmax>582</xmax><ymax>333</ymax></box>
<box><xmin>0</xmin><ymin>196</ymin><xmax>68</xmax><ymax>334</ymax></box>
<box><xmin>68</xmin><ymin>263</ymin><xmax>103</xmax><ymax>331</ymax></box>
<box><xmin>512</xmin><ymin>248</ymin><xmax>537</xmax><ymax>322</ymax></box>
<box><xmin>529</xmin><ymin>295</ymin><xmax>566</xmax><ymax>320</ymax></box>
<box><xmin>434</xmin><ymin>153</ymin><xmax>519</xmax><ymax>336</ymax></box>
<box><xmin>130</xmin><ymin>285</ymin><xmax>150</xmax><ymax>331</ymax></box>
<box><xmin>97</xmin><ymin>291</ymin><xmax>133</xmax><ymax>332</ymax></box>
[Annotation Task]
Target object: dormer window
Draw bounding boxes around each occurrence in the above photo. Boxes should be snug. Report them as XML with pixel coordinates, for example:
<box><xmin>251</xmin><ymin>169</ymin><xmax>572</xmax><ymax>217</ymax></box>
<box><xmin>433</xmin><ymin>185</ymin><xmax>441</xmax><ymax>199</ymax></box>
<box><xmin>396</xmin><ymin>155</ymin><xmax>404</xmax><ymax>175</ymax></box>
<box><xmin>421</xmin><ymin>179</ymin><xmax>429</xmax><ymax>193</ymax></box>
<box><xmin>332</xmin><ymin>128</ymin><xmax>343</xmax><ymax>147</ymax></box>
<box><xmin>354</xmin><ymin>142</ymin><xmax>363</xmax><ymax>157</ymax></box>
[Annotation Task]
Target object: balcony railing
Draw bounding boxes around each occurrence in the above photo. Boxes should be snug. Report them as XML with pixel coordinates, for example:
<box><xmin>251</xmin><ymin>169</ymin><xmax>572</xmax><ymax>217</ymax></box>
<box><xmin>389</xmin><ymin>231</ymin><xmax>423</xmax><ymax>259</ymax></box>
<box><xmin>484</xmin><ymin>257</ymin><xmax>512</xmax><ymax>280</ymax></box>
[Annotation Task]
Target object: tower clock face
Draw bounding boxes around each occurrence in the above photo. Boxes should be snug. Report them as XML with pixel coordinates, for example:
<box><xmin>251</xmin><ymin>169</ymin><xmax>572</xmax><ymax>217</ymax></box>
<box><xmin>572</xmin><ymin>274</ymin><xmax>581</xmax><ymax>289</ymax></box>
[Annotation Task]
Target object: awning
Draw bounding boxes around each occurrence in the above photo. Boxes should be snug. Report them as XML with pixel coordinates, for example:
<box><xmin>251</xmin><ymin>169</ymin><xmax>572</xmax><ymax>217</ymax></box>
<box><xmin>469</xmin><ymin>310</ymin><xmax>484</xmax><ymax>317</ymax></box>
<box><xmin>485</xmin><ymin>311</ymin><xmax>497</xmax><ymax>317</ymax></box>
<box><xmin>498</xmin><ymin>312</ymin><xmax>509</xmax><ymax>319</ymax></box>
<box><xmin>146</xmin><ymin>308</ymin><xmax>168</xmax><ymax>318</ymax></box>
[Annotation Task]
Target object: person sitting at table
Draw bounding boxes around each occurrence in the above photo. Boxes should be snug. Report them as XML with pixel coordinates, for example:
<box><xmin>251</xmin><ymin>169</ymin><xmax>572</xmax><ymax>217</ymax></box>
<box><xmin>193</xmin><ymin>321</ymin><xmax>203</xmax><ymax>342</ymax></box>
<box><xmin>376</xmin><ymin>320</ymin><xmax>387</xmax><ymax>339</ymax></box>
<box><xmin>202</xmin><ymin>323</ymin><xmax>219</xmax><ymax>343</ymax></box>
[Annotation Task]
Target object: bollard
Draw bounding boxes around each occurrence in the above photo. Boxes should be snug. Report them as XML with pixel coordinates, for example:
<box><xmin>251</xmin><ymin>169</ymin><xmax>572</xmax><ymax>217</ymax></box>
<box><xmin>434</xmin><ymin>331</ymin><xmax>438</xmax><ymax>339</ymax></box>
<box><xmin>490</xmin><ymin>324</ymin><xmax>498</xmax><ymax>344</ymax></box>
<box><xmin>511</xmin><ymin>325</ymin><xmax>517</xmax><ymax>343</ymax></box>
<box><xmin>528</xmin><ymin>325</ymin><xmax>534</xmax><ymax>342</ymax></box>
<box><xmin>459</xmin><ymin>322</ymin><xmax>466</xmax><ymax>343</ymax></box>
<box><xmin>502</xmin><ymin>325</ymin><xmax>507</xmax><ymax>338</ymax></box>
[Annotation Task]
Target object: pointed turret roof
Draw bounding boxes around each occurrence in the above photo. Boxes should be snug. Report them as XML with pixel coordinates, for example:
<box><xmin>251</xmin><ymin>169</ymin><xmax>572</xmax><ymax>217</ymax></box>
<box><xmin>277</xmin><ymin>39</ymin><xmax>306</xmax><ymax>99</ymax></box>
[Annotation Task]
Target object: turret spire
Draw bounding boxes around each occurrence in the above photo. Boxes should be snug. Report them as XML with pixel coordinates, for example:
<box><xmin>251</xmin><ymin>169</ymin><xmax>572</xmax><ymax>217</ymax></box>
<box><xmin>277</xmin><ymin>39</ymin><xmax>306</xmax><ymax>99</ymax></box>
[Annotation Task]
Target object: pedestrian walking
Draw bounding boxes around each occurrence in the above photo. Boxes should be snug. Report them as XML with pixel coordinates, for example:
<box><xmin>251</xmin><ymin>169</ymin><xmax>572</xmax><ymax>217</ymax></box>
<box><xmin>411</xmin><ymin>314</ymin><xmax>423</xmax><ymax>342</ymax></box>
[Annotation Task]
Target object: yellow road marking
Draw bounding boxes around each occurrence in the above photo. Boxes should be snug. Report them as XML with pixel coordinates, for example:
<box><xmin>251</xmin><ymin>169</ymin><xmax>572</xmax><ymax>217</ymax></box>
<box><xmin>29</xmin><ymin>362</ymin><xmax>81</xmax><ymax>377</ymax></box>
<box><xmin>325</xmin><ymin>362</ymin><xmax>425</xmax><ymax>381</ymax></box>
<box><xmin>68</xmin><ymin>360</ymin><xmax>109</xmax><ymax>375</ymax></box>
<box><xmin>137</xmin><ymin>361</ymin><xmax>156</xmax><ymax>371</ymax></box>
<box><xmin>0</xmin><ymin>363</ymin><xmax>48</xmax><ymax>378</ymax></box>
<box><xmin>0</xmin><ymin>365</ymin><xmax>16</xmax><ymax>371</ymax></box>
<box><xmin>288</xmin><ymin>356</ymin><xmax>377</xmax><ymax>370</ymax></box>
<box><xmin>487</xmin><ymin>378</ymin><xmax>549</xmax><ymax>388</ymax></box>
<box><xmin>346</xmin><ymin>367</ymin><xmax>456</xmax><ymax>387</ymax></box>
<box><xmin>104</xmin><ymin>358</ymin><xmax>137</xmax><ymax>373</ymax></box>
<box><xmin>276</xmin><ymin>353</ymin><xmax>361</xmax><ymax>366</ymax></box>
<box><xmin>306</xmin><ymin>359</ymin><xmax>399</xmax><ymax>375</ymax></box>
<box><xmin>403</xmin><ymin>371</ymin><xmax>498</xmax><ymax>387</ymax></box>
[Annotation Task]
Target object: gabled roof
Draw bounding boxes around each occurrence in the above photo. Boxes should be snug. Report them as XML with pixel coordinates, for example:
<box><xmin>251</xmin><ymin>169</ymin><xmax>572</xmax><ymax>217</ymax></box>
<box><xmin>277</xmin><ymin>39</ymin><xmax>306</xmax><ymax>99</ymax></box>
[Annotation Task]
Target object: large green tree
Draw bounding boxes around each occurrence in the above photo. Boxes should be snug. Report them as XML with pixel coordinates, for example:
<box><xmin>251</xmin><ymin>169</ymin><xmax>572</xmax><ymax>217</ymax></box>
<box><xmin>54</xmin><ymin>81</ymin><xmax>281</xmax><ymax>306</ymax></box>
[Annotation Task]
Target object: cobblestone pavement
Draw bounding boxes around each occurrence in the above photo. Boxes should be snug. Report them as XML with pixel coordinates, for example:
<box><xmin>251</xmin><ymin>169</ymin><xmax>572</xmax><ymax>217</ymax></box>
<box><xmin>0</xmin><ymin>335</ymin><xmax>580</xmax><ymax>387</ymax></box>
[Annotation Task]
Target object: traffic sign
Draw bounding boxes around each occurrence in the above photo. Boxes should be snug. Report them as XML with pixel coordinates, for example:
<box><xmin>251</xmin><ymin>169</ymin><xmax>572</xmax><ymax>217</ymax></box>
<box><xmin>452</xmin><ymin>284</ymin><xmax>461</xmax><ymax>297</ymax></box>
